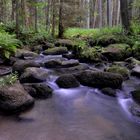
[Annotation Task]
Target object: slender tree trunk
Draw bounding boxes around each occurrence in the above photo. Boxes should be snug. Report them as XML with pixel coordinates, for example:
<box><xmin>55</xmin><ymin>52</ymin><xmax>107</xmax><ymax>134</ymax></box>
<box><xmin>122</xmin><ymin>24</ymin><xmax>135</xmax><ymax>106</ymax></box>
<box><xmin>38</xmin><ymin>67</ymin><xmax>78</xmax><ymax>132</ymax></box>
<box><xmin>58</xmin><ymin>0</ymin><xmax>64</xmax><ymax>38</ymax></box>
<box><xmin>51</xmin><ymin>0</ymin><xmax>55</xmax><ymax>37</ymax></box>
<box><xmin>15</xmin><ymin>0</ymin><xmax>20</xmax><ymax>38</ymax></box>
<box><xmin>120</xmin><ymin>0</ymin><xmax>131</xmax><ymax>34</ymax></box>
<box><xmin>34</xmin><ymin>0</ymin><xmax>38</xmax><ymax>32</ymax></box>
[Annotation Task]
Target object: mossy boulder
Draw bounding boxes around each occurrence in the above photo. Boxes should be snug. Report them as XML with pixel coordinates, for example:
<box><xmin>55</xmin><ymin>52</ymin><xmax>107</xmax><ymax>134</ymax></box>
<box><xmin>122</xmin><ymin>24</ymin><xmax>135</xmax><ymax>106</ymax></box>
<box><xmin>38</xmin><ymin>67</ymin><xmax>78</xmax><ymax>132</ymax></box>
<box><xmin>78</xmin><ymin>47</ymin><xmax>102</xmax><ymax>63</ymax></box>
<box><xmin>55</xmin><ymin>39</ymin><xmax>74</xmax><ymax>49</ymax></box>
<box><xmin>74</xmin><ymin>70</ymin><xmax>123</xmax><ymax>89</ymax></box>
<box><xmin>102</xmin><ymin>43</ymin><xmax>132</xmax><ymax>61</ymax></box>
<box><xmin>15</xmin><ymin>49</ymin><xmax>38</xmax><ymax>59</ymax></box>
<box><xmin>56</xmin><ymin>74</ymin><xmax>80</xmax><ymax>88</ymax></box>
<box><xmin>106</xmin><ymin>65</ymin><xmax>130</xmax><ymax>80</ymax></box>
<box><xmin>43</xmin><ymin>47</ymin><xmax>68</xmax><ymax>55</ymax></box>
<box><xmin>95</xmin><ymin>34</ymin><xmax>121</xmax><ymax>46</ymax></box>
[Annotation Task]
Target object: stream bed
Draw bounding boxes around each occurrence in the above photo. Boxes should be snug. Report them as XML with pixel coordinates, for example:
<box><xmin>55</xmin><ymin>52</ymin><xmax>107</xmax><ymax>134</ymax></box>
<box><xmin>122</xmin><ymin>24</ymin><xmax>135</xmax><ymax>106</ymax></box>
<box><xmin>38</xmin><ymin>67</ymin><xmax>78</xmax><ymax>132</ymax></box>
<box><xmin>0</xmin><ymin>54</ymin><xmax>140</xmax><ymax>140</ymax></box>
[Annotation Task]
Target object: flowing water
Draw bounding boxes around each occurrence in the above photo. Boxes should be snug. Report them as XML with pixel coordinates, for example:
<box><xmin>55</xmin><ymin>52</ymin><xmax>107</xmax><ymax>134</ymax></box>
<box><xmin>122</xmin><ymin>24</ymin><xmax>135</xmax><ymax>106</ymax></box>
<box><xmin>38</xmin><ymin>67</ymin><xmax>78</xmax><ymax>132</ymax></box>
<box><xmin>0</xmin><ymin>55</ymin><xmax>140</xmax><ymax>140</ymax></box>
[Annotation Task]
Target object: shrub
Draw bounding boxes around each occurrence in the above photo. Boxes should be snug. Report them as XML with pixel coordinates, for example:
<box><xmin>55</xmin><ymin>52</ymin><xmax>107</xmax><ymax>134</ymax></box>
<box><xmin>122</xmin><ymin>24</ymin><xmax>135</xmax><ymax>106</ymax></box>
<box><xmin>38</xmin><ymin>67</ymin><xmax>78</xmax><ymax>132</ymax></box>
<box><xmin>0</xmin><ymin>73</ymin><xmax>18</xmax><ymax>87</ymax></box>
<box><xmin>0</xmin><ymin>32</ymin><xmax>20</xmax><ymax>59</ymax></box>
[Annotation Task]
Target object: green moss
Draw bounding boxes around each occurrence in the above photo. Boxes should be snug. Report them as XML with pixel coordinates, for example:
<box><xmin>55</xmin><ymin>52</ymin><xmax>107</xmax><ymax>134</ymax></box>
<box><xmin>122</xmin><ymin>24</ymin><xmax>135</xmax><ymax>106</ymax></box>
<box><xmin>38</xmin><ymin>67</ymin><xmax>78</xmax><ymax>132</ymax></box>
<box><xmin>43</xmin><ymin>47</ymin><xmax>68</xmax><ymax>55</ymax></box>
<box><xmin>106</xmin><ymin>65</ymin><xmax>130</xmax><ymax>80</ymax></box>
<box><xmin>102</xmin><ymin>43</ymin><xmax>132</xmax><ymax>60</ymax></box>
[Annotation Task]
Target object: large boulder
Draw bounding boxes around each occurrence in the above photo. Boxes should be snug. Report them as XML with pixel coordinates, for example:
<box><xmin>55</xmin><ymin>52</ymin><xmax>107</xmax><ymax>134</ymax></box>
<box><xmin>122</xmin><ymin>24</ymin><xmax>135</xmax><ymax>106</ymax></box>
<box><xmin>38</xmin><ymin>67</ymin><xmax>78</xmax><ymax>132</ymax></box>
<box><xmin>106</xmin><ymin>65</ymin><xmax>130</xmax><ymax>80</ymax></box>
<box><xmin>20</xmin><ymin>67</ymin><xmax>48</xmax><ymax>83</ymax></box>
<box><xmin>43</xmin><ymin>47</ymin><xmax>68</xmax><ymax>55</ymax></box>
<box><xmin>55</xmin><ymin>39</ymin><xmax>74</xmax><ymax>49</ymax></box>
<box><xmin>74</xmin><ymin>70</ymin><xmax>123</xmax><ymax>89</ymax></box>
<box><xmin>15</xmin><ymin>49</ymin><xmax>38</xmax><ymax>59</ymax></box>
<box><xmin>44</xmin><ymin>59</ymin><xmax>79</xmax><ymax>68</ymax></box>
<box><xmin>12</xmin><ymin>60</ymin><xmax>40</xmax><ymax>74</ymax></box>
<box><xmin>102</xmin><ymin>44</ymin><xmax>132</xmax><ymax>61</ymax></box>
<box><xmin>0</xmin><ymin>82</ymin><xmax>34</xmax><ymax>113</ymax></box>
<box><xmin>56</xmin><ymin>74</ymin><xmax>80</xmax><ymax>88</ymax></box>
<box><xmin>131</xmin><ymin>89</ymin><xmax>140</xmax><ymax>104</ymax></box>
<box><xmin>23</xmin><ymin>83</ymin><xmax>53</xmax><ymax>99</ymax></box>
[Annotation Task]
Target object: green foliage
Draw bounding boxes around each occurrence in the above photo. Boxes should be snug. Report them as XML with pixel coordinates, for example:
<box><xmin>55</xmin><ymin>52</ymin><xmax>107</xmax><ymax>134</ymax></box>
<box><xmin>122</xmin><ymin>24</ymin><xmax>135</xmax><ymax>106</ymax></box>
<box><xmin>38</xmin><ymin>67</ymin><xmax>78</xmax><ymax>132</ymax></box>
<box><xmin>133</xmin><ymin>41</ymin><xmax>140</xmax><ymax>59</ymax></box>
<box><xmin>0</xmin><ymin>32</ymin><xmax>20</xmax><ymax>59</ymax></box>
<box><xmin>0</xmin><ymin>73</ymin><xmax>18</xmax><ymax>87</ymax></box>
<box><xmin>79</xmin><ymin>47</ymin><xmax>102</xmax><ymax>62</ymax></box>
<box><xmin>131</xmin><ymin>21</ymin><xmax>140</xmax><ymax>35</ymax></box>
<box><xmin>64</xmin><ymin>26</ymin><xmax>122</xmax><ymax>40</ymax></box>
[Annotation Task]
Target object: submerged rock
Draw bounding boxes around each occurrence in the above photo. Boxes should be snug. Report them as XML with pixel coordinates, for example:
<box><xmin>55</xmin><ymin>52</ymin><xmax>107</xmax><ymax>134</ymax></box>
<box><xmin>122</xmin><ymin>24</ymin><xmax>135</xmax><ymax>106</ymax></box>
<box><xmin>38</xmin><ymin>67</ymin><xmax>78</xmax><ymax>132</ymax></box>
<box><xmin>0</xmin><ymin>82</ymin><xmax>34</xmax><ymax>113</ymax></box>
<box><xmin>75</xmin><ymin>70</ymin><xmax>123</xmax><ymax>89</ymax></box>
<box><xmin>23</xmin><ymin>83</ymin><xmax>53</xmax><ymax>99</ymax></box>
<box><xmin>130</xmin><ymin>103</ymin><xmax>140</xmax><ymax>117</ymax></box>
<box><xmin>101</xmin><ymin>88</ymin><xmax>116</xmax><ymax>97</ymax></box>
<box><xmin>20</xmin><ymin>67</ymin><xmax>48</xmax><ymax>83</ymax></box>
<box><xmin>131</xmin><ymin>89</ymin><xmax>140</xmax><ymax>104</ymax></box>
<box><xmin>56</xmin><ymin>74</ymin><xmax>80</xmax><ymax>88</ymax></box>
<box><xmin>43</xmin><ymin>47</ymin><xmax>68</xmax><ymax>55</ymax></box>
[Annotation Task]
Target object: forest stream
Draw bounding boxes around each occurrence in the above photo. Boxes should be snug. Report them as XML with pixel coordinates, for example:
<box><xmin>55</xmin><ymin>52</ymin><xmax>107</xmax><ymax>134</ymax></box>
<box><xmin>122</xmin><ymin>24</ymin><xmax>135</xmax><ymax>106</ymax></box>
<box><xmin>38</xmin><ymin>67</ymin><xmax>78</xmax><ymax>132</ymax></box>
<box><xmin>0</xmin><ymin>54</ymin><xmax>140</xmax><ymax>140</ymax></box>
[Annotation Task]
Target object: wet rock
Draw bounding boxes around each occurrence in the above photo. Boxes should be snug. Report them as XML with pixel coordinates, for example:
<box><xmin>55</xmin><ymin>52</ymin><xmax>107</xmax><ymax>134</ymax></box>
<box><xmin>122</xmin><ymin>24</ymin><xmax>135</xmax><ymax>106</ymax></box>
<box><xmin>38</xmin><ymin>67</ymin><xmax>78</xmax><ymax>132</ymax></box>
<box><xmin>23</xmin><ymin>83</ymin><xmax>53</xmax><ymax>99</ymax></box>
<box><xmin>42</xmin><ymin>42</ymin><xmax>54</xmax><ymax>50</ymax></box>
<box><xmin>0</xmin><ymin>82</ymin><xmax>34</xmax><ymax>113</ymax></box>
<box><xmin>43</xmin><ymin>47</ymin><xmax>68</xmax><ymax>55</ymax></box>
<box><xmin>20</xmin><ymin>67</ymin><xmax>48</xmax><ymax>83</ymax></box>
<box><xmin>0</xmin><ymin>66</ymin><xmax>12</xmax><ymax>76</ymax></box>
<box><xmin>44</xmin><ymin>60</ymin><xmax>62</xmax><ymax>68</ymax></box>
<box><xmin>12</xmin><ymin>60</ymin><xmax>40</xmax><ymax>74</ymax></box>
<box><xmin>55</xmin><ymin>64</ymin><xmax>89</xmax><ymax>74</ymax></box>
<box><xmin>101</xmin><ymin>88</ymin><xmax>116</xmax><ymax>97</ymax></box>
<box><xmin>62</xmin><ymin>53</ymin><xmax>76</xmax><ymax>59</ymax></box>
<box><xmin>15</xmin><ymin>49</ymin><xmax>38</xmax><ymax>59</ymax></box>
<box><xmin>31</xmin><ymin>45</ymin><xmax>43</xmax><ymax>53</ymax></box>
<box><xmin>102</xmin><ymin>44</ymin><xmax>131</xmax><ymax>61</ymax></box>
<box><xmin>131</xmin><ymin>89</ymin><xmax>140</xmax><ymax>104</ymax></box>
<box><xmin>130</xmin><ymin>103</ymin><xmax>140</xmax><ymax>117</ymax></box>
<box><xmin>56</xmin><ymin>74</ymin><xmax>80</xmax><ymax>88</ymax></box>
<box><xmin>131</xmin><ymin>65</ymin><xmax>140</xmax><ymax>78</ymax></box>
<box><xmin>61</xmin><ymin>60</ymin><xmax>79</xmax><ymax>68</ymax></box>
<box><xmin>44</xmin><ymin>59</ymin><xmax>79</xmax><ymax>68</ymax></box>
<box><xmin>125</xmin><ymin>57</ymin><xmax>140</xmax><ymax>69</ymax></box>
<box><xmin>55</xmin><ymin>39</ymin><xmax>74</xmax><ymax>49</ymax></box>
<box><xmin>75</xmin><ymin>70</ymin><xmax>123</xmax><ymax>89</ymax></box>
<box><xmin>106</xmin><ymin>65</ymin><xmax>130</xmax><ymax>80</ymax></box>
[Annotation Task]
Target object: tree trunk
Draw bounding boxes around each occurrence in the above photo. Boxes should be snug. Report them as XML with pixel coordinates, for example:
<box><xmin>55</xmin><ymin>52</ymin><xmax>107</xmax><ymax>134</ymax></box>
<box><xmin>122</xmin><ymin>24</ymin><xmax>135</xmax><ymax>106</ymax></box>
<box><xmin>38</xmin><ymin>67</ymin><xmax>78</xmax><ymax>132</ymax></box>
<box><xmin>120</xmin><ymin>0</ymin><xmax>130</xmax><ymax>34</ymax></box>
<box><xmin>58</xmin><ymin>0</ymin><xmax>64</xmax><ymax>38</ymax></box>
